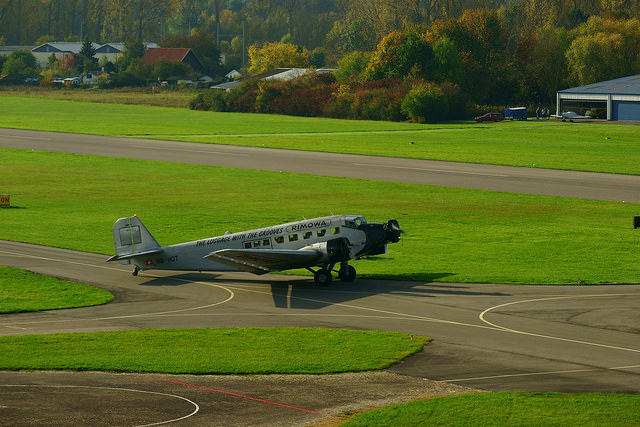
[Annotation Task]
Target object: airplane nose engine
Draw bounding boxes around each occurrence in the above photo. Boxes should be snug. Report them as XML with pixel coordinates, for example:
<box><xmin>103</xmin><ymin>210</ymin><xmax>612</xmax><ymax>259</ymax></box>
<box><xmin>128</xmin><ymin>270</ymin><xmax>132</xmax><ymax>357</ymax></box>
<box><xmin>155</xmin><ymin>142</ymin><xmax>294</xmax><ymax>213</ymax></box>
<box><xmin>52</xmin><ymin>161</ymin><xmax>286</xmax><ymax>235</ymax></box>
<box><xmin>356</xmin><ymin>219</ymin><xmax>403</xmax><ymax>257</ymax></box>
<box><xmin>383</xmin><ymin>219</ymin><xmax>403</xmax><ymax>243</ymax></box>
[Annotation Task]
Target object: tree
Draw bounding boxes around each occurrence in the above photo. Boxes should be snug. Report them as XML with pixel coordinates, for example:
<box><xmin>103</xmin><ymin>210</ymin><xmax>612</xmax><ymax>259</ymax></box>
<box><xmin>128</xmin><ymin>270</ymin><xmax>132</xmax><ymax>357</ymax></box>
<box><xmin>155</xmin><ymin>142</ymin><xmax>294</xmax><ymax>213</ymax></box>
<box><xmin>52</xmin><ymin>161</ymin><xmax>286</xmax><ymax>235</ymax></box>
<box><xmin>119</xmin><ymin>39</ymin><xmax>146</xmax><ymax>70</ymax></box>
<box><xmin>1</xmin><ymin>50</ymin><xmax>38</xmax><ymax>79</ymax></box>
<box><xmin>431</xmin><ymin>37</ymin><xmax>463</xmax><ymax>84</ymax></box>
<box><xmin>522</xmin><ymin>26</ymin><xmax>571</xmax><ymax>102</ymax></box>
<box><xmin>428</xmin><ymin>9</ymin><xmax>511</xmax><ymax>103</ymax></box>
<box><xmin>78</xmin><ymin>37</ymin><xmax>98</xmax><ymax>72</ymax></box>
<box><xmin>153</xmin><ymin>58</ymin><xmax>189</xmax><ymax>80</ymax></box>
<box><xmin>334</xmin><ymin>51</ymin><xmax>370</xmax><ymax>83</ymax></box>
<box><xmin>364</xmin><ymin>31</ymin><xmax>434</xmax><ymax>81</ymax></box>
<box><xmin>246</xmin><ymin>41</ymin><xmax>309</xmax><ymax>75</ymax></box>
<box><xmin>566</xmin><ymin>16</ymin><xmax>640</xmax><ymax>85</ymax></box>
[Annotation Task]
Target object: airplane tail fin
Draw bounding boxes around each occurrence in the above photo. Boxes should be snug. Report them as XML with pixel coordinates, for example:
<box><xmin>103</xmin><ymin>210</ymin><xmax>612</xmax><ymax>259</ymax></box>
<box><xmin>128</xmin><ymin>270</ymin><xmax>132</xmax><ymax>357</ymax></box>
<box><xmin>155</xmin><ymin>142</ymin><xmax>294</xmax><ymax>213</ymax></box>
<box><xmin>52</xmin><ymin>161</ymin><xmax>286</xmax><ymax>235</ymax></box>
<box><xmin>107</xmin><ymin>216</ymin><xmax>162</xmax><ymax>263</ymax></box>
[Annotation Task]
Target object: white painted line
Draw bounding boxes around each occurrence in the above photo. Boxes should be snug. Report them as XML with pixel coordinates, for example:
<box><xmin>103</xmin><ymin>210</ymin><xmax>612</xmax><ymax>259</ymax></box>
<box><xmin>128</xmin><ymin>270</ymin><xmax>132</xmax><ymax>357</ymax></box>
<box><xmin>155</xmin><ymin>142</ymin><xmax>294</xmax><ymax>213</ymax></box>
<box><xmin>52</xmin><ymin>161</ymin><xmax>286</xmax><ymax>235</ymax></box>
<box><xmin>130</xmin><ymin>145</ymin><xmax>249</xmax><ymax>156</ymax></box>
<box><xmin>444</xmin><ymin>364</ymin><xmax>640</xmax><ymax>382</ymax></box>
<box><xmin>0</xmin><ymin>249</ymin><xmax>235</xmax><ymax>325</ymax></box>
<box><xmin>479</xmin><ymin>294</ymin><xmax>640</xmax><ymax>353</ymax></box>
<box><xmin>0</xmin><ymin>384</ymin><xmax>200</xmax><ymax>426</ymax></box>
<box><xmin>352</xmin><ymin>162</ymin><xmax>508</xmax><ymax>177</ymax></box>
<box><xmin>2</xmin><ymin>134</ymin><xmax>52</xmax><ymax>141</ymax></box>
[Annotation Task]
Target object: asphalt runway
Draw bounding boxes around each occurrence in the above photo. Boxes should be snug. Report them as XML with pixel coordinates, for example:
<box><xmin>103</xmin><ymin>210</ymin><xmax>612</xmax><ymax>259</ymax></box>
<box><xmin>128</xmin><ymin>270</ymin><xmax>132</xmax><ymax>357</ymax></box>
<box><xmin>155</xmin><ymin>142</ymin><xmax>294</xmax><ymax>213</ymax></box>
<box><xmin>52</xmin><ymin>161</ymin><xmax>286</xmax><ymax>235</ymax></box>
<box><xmin>2</xmin><ymin>128</ymin><xmax>640</xmax><ymax>425</ymax></box>
<box><xmin>2</xmin><ymin>127</ymin><xmax>640</xmax><ymax>202</ymax></box>
<box><xmin>1</xmin><ymin>241</ymin><xmax>639</xmax><ymax>425</ymax></box>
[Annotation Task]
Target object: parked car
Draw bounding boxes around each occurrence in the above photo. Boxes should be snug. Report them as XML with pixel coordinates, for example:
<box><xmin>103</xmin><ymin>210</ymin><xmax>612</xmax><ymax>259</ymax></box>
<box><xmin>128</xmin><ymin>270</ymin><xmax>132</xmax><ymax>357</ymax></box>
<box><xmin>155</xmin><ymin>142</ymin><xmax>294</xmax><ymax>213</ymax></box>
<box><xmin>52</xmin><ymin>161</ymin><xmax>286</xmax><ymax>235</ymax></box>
<box><xmin>475</xmin><ymin>112</ymin><xmax>504</xmax><ymax>122</ymax></box>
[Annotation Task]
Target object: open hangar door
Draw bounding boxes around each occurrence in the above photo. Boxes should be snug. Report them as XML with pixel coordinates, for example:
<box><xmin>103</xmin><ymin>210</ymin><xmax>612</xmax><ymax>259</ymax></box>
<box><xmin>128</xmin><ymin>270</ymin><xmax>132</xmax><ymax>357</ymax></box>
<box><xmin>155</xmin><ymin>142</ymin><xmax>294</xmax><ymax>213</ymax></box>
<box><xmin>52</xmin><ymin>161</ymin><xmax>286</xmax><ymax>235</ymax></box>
<box><xmin>558</xmin><ymin>100</ymin><xmax>607</xmax><ymax>119</ymax></box>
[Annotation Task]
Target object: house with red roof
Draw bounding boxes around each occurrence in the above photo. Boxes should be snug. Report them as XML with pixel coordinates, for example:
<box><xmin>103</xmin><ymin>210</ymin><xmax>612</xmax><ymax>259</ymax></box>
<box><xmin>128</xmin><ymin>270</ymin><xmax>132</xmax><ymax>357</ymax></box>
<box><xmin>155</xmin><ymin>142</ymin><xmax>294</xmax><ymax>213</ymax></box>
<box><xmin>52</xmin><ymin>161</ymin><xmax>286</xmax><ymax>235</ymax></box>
<box><xmin>141</xmin><ymin>48</ymin><xmax>204</xmax><ymax>73</ymax></box>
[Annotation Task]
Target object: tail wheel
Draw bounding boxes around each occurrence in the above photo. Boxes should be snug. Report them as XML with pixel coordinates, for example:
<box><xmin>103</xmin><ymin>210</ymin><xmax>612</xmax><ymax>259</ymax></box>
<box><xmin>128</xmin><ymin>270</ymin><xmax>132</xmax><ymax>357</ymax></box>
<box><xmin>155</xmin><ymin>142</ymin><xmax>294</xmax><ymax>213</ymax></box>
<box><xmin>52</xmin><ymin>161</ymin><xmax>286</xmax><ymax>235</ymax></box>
<box><xmin>132</xmin><ymin>266</ymin><xmax>139</xmax><ymax>277</ymax></box>
<box><xmin>314</xmin><ymin>269</ymin><xmax>332</xmax><ymax>286</ymax></box>
<box><xmin>339</xmin><ymin>264</ymin><xmax>356</xmax><ymax>282</ymax></box>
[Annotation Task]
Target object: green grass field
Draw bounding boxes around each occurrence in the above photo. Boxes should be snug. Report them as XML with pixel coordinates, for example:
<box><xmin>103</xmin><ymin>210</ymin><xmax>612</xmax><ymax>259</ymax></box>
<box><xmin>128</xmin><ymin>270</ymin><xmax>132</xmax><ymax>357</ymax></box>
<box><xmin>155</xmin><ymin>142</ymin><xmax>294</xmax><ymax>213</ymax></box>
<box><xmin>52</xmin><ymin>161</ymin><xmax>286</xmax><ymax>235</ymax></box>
<box><xmin>2</xmin><ymin>148</ymin><xmax>639</xmax><ymax>284</ymax></box>
<box><xmin>0</xmin><ymin>265</ymin><xmax>113</xmax><ymax>313</ymax></box>
<box><xmin>1</xmin><ymin>94</ymin><xmax>638</xmax><ymax>422</ymax></box>
<box><xmin>341</xmin><ymin>391</ymin><xmax>640</xmax><ymax>426</ymax></box>
<box><xmin>0</xmin><ymin>86</ymin><xmax>197</xmax><ymax>108</ymax></box>
<box><xmin>0</xmin><ymin>328</ymin><xmax>427</xmax><ymax>374</ymax></box>
<box><xmin>1</xmin><ymin>96</ymin><xmax>639</xmax><ymax>174</ymax></box>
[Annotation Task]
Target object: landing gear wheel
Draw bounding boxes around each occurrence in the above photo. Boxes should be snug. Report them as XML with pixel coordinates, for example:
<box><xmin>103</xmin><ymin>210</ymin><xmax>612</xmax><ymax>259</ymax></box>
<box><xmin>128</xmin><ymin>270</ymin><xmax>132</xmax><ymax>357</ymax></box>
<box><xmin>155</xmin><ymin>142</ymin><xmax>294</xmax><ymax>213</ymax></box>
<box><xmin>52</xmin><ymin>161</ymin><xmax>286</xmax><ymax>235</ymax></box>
<box><xmin>314</xmin><ymin>269</ymin><xmax>332</xmax><ymax>286</ymax></box>
<box><xmin>132</xmin><ymin>266</ymin><xmax>139</xmax><ymax>277</ymax></box>
<box><xmin>339</xmin><ymin>264</ymin><xmax>356</xmax><ymax>282</ymax></box>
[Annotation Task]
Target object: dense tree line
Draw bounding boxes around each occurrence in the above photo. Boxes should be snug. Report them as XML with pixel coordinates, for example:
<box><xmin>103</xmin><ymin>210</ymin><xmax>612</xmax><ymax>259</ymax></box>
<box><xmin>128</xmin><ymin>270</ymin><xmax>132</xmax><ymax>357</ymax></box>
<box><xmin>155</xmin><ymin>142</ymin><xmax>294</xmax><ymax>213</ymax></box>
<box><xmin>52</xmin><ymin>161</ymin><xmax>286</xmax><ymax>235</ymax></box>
<box><xmin>1</xmin><ymin>0</ymin><xmax>640</xmax><ymax>121</ymax></box>
<box><xmin>191</xmin><ymin>11</ymin><xmax>640</xmax><ymax>121</ymax></box>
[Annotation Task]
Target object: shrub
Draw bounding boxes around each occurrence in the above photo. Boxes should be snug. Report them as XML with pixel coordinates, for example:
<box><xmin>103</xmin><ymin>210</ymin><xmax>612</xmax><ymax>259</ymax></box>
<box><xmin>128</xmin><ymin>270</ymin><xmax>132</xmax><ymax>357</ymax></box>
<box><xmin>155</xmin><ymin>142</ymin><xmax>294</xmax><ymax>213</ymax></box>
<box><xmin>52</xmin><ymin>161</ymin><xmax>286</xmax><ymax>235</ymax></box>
<box><xmin>189</xmin><ymin>90</ymin><xmax>227</xmax><ymax>111</ymax></box>
<box><xmin>401</xmin><ymin>82</ymin><xmax>448</xmax><ymax>123</ymax></box>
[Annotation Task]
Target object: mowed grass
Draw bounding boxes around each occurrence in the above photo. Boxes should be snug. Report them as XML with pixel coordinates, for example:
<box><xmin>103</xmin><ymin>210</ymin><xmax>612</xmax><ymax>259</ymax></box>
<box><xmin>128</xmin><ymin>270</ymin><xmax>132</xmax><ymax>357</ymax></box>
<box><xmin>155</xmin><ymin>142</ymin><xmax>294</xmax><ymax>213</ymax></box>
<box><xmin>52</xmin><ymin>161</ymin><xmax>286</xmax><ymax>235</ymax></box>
<box><xmin>0</xmin><ymin>265</ymin><xmax>113</xmax><ymax>313</ymax></box>
<box><xmin>0</xmin><ymin>86</ymin><xmax>197</xmax><ymax>108</ymax></box>
<box><xmin>0</xmin><ymin>328</ymin><xmax>427</xmax><ymax>374</ymax></box>
<box><xmin>2</xmin><ymin>149</ymin><xmax>639</xmax><ymax>284</ymax></box>
<box><xmin>1</xmin><ymin>96</ymin><xmax>639</xmax><ymax>175</ymax></box>
<box><xmin>340</xmin><ymin>391</ymin><xmax>640</xmax><ymax>426</ymax></box>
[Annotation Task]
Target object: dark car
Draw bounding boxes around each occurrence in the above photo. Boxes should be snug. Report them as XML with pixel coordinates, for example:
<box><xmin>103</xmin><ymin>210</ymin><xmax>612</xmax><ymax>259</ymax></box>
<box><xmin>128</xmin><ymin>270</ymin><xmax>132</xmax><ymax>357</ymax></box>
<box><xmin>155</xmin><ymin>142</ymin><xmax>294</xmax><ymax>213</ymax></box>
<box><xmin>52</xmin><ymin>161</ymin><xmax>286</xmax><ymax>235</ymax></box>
<box><xmin>475</xmin><ymin>112</ymin><xmax>504</xmax><ymax>122</ymax></box>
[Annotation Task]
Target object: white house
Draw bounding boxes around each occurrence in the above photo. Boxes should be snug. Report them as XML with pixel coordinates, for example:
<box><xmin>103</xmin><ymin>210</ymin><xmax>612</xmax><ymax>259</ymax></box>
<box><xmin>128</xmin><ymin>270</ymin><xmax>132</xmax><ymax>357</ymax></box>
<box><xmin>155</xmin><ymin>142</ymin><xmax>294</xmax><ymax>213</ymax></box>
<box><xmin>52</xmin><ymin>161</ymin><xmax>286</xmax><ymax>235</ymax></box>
<box><xmin>31</xmin><ymin>42</ymin><xmax>99</xmax><ymax>67</ymax></box>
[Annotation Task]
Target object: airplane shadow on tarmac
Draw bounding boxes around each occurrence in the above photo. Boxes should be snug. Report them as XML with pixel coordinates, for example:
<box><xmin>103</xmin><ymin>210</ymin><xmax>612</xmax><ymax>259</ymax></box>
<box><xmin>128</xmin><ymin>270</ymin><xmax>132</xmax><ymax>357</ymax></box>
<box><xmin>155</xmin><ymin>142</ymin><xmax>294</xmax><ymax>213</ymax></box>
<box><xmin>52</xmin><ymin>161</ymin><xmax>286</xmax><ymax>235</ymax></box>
<box><xmin>135</xmin><ymin>272</ymin><xmax>509</xmax><ymax>310</ymax></box>
<box><xmin>137</xmin><ymin>272</ymin><xmax>225</xmax><ymax>287</ymax></box>
<box><xmin>268</xmin><ymin>276</ymin><xmax>510</xmax><ymax>309</ymax></box>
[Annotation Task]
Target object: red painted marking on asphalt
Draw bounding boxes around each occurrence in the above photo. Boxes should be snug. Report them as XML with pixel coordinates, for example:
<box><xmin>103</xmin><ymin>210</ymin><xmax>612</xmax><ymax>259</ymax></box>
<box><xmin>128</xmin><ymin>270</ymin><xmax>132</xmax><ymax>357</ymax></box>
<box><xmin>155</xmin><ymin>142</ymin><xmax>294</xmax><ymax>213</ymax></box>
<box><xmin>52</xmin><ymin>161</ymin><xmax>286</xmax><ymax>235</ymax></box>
<box><xmin>139</xmin><ymin>374</ymin><xmax>323</xmax><ymax>415</ymax></box>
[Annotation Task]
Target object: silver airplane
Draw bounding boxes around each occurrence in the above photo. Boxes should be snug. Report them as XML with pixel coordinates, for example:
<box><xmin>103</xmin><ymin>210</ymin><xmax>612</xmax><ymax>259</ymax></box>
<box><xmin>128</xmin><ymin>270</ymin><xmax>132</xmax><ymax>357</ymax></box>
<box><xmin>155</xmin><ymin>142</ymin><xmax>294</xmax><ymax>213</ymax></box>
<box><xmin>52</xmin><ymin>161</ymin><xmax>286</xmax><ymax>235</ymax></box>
<box><xmin>107</xmin><ymin>215</ymin><xmax>403</xmax><ymax>285</ymax></box>
<box><xmin>553</xmin><ymin>111</ymin><xmax>591</xmax><ymax>122</ymax></box>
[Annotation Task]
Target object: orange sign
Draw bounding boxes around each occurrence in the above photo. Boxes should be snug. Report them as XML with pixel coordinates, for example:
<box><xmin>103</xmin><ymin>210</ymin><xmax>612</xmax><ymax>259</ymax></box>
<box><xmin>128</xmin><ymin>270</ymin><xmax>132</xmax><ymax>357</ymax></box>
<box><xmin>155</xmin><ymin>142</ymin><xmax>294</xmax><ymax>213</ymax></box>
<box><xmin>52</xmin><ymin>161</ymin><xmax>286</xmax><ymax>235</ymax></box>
<box><xmin>0</xmin><ymin>194</ymin><xmax>9</xmax><ymax>207</ymax></box>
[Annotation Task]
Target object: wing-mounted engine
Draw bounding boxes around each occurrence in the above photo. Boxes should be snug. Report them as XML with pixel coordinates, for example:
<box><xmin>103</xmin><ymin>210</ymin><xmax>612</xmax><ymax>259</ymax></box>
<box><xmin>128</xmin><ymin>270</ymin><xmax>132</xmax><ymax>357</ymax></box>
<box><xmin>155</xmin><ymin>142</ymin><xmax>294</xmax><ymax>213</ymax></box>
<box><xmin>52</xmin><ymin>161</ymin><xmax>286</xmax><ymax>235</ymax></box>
<box><xmin>302</xmin><ymin>237</ymin><xmax>352</xmax><ymax>263</ymax></box>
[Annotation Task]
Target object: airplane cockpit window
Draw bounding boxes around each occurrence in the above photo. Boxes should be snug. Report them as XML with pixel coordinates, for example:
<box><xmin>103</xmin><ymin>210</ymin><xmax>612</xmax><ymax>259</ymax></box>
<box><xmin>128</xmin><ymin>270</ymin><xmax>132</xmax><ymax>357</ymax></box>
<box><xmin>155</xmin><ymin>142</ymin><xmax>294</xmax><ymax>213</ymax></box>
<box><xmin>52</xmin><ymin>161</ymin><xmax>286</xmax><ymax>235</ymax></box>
<box><xmin>344</xmin><ymin>216</ymin><xmax>366</xmax><ymax>228</ymax></box>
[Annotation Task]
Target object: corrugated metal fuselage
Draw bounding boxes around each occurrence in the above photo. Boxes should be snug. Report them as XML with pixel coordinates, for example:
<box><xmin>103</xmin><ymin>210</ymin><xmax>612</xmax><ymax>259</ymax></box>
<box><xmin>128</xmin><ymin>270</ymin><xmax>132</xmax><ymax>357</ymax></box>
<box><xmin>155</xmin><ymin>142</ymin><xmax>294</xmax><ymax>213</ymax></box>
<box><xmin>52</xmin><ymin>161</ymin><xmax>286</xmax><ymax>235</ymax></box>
<box><xmin>120</xmin><ymin>215</ymin><xmax>367</xmax><ymax>273</ymax></box>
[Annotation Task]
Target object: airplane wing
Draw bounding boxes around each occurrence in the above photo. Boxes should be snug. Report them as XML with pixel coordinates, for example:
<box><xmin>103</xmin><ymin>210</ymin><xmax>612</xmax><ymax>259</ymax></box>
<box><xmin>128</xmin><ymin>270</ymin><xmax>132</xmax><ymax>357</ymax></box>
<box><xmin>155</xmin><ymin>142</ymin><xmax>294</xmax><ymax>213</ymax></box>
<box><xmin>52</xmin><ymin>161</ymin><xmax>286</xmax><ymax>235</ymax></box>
<box><xmin>204</xmin><ymin>249</ymin><xmax>322</xmax><ymax>275</ymax></box>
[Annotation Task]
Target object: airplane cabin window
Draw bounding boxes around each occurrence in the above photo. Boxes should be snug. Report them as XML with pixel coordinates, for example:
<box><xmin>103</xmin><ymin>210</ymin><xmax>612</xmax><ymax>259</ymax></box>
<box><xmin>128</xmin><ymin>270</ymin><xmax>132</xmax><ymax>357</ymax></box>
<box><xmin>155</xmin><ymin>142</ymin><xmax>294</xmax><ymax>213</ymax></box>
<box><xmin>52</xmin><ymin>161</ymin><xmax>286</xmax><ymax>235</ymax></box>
<box><xmin>289</xmin><ymin>234</ymin><xmax>298</xmax><ymax>242</ymax></box>
<box><xmin>275</xmin><ymin>236</ymin><xmax>284</xmax><ymax>244</ymax></box>
<box><xmin>317</xmin><ymin>229</ymin><xmax>326</xmax><ymax>237</ymax></box>
<box><xmin>332</xmin><ymin>227</ymin><xmax>340</xmax><ymax>235</ymax></box>
<box><xmin>244</xmin><ymin>242</ymin><xmax>252</xmax><ymax>248</ymax></box>
<box><xmin>253</xmin><ymin>241</ymin><xmax>261</xmax><ymax>247</ymax></box>
<box><xmin>303</xmin><ymin>231</ymin><xmax>312</xmax><ymax>239</ymax></box>
<box><xmin>263</xmin><ymin>239</ymin><xmax>270</xmax><ymax>246</ymax></box>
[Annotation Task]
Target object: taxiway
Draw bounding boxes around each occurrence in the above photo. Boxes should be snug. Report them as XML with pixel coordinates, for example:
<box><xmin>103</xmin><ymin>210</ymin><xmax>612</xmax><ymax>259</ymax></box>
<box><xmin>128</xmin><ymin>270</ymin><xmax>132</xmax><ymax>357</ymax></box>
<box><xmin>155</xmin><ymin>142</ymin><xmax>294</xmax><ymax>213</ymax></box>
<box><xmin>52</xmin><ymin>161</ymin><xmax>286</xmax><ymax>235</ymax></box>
<box><xmin>1</xmin><ymin>128</ymin><xmax>640</xmax><ymax>425</ymax></box>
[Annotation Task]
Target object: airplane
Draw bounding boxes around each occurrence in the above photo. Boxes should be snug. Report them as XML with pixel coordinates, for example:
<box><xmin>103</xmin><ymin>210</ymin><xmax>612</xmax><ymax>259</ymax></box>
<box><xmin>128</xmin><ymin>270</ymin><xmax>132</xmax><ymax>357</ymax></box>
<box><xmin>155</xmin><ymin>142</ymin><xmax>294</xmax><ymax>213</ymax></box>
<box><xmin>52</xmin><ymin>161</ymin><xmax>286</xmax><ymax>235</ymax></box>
<box><xmin>553</xmin><ymin>111</ymin><xmax>591</xmax><ymax>122</ymax></box>
<box><xmin>107</xmin><ymin>214</ymin><xmax>403</xmax><ymax>285</ymax></box>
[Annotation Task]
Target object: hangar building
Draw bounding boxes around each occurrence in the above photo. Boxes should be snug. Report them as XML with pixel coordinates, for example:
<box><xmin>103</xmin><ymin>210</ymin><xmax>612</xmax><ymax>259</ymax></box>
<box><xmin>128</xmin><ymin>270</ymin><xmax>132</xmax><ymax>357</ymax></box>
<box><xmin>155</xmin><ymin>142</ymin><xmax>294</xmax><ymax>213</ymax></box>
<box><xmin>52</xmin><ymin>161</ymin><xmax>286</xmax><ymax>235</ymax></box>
<box><xmin>556</xmin><ymin>74</ymin><xmax>640</xmax><ymax>121</ymax></box>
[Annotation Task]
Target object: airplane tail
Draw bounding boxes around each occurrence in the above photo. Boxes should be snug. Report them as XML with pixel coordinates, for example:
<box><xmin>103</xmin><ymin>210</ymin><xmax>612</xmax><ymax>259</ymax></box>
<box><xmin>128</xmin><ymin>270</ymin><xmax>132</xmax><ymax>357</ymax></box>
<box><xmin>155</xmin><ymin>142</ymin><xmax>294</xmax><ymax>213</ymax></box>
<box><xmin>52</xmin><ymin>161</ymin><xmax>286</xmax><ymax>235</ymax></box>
<box><xmin>107</xmin><ymin>215</ymin><xmax>162</xmax><ymax>264</ymax></box>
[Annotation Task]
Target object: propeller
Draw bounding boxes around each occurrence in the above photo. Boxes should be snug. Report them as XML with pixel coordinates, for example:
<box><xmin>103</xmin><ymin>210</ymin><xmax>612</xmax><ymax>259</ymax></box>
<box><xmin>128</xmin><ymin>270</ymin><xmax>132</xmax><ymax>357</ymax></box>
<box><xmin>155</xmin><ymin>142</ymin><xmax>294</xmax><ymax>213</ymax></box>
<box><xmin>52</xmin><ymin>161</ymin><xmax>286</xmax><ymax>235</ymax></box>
<box><xmin>383</xmin><ymin>219</ymin><xmax>404</xmax><ymax>243</ymax></box>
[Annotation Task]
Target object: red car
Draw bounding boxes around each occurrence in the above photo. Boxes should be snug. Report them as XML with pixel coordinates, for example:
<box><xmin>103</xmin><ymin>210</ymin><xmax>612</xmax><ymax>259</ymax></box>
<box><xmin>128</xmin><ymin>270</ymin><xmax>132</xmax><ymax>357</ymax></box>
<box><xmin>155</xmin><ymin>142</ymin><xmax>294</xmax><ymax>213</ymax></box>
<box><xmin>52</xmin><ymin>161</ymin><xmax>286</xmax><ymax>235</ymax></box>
<box><xmin>475</xmin><ymin>112</ymin><xmax>504</xmax><ymax>122</ymax></box>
